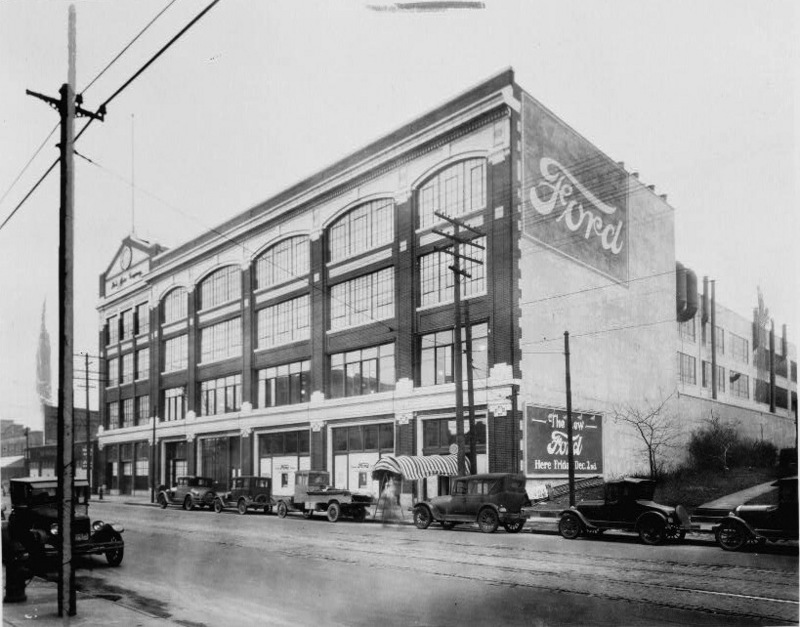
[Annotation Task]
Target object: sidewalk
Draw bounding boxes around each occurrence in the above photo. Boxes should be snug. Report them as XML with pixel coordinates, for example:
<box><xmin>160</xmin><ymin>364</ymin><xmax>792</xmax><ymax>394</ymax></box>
<box><xmin>2</xmin><ymin>577</ymin><xmax>169</xmax><ymax>626</ymax></box>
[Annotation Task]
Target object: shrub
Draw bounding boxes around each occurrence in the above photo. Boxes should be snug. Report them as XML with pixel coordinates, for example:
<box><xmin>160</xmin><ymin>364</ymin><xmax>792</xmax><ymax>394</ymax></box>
<box><xmin>688</xmin><ymin>419</ymin><xmax>740</xmax><ymax>471</ymax></box>
<box><xmin>730</xmin><ymin>439</ymin><xmax>777</xmax><ymax>468</ymax></box>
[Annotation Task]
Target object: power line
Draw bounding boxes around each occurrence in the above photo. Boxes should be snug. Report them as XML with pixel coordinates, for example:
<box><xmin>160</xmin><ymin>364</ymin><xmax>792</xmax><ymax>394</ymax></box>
<box><xmin>0</xmin><ymin>123</ymin><xmax>59</xmax><ymax>209</ymax></box>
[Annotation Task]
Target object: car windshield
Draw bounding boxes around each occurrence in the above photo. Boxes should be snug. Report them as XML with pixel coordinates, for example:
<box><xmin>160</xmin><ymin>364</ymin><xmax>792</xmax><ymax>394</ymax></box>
<box><xmin>190</xmin><ymin>478</ymin><xmax>213</xmax><ymax>488</ymax></box>
<box><xmin>308</xmin><ymin>474</ymin><xmax>328</xmax><ymax>488</ymax></box>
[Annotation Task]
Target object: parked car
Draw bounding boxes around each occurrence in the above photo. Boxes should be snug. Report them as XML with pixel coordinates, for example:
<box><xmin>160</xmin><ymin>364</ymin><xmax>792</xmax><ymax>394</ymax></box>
<box><xmin>715</xmin><ymin>476</ymin><xmax>798</xmax><ymax>551</ymax></box>
<box><xmin>554</xmin><ymin>477</ymin><xmax>692</xmax><ymax>545</ymax></box>
<box><xmin>275</xmin><ymin>470</ymin><xmax>373</xmax><ymax>522</ymax></box>
<box><xmin>412</xmin><ymin>473</ymin><xmax>530</xmax><ymax>533</ymax></box>
<box><xmin>214</xmin><ymin>476</ymin><xmax>274</xmax><ymax>515</ymax></box>
<box><xmin>4</xmin><ymin>477</ymin><xmax>124</xmax><ymax>568</ymax></box>
<box><xmin>157</xmin><ymin>476</ymin><xmax>216</xmax><ymax>511</ymax></box>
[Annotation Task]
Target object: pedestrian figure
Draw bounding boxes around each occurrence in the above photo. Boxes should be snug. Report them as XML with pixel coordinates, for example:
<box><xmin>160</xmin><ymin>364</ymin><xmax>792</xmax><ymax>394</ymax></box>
<box><xmin>378</xmin><ymin>476</ymin><xmax>402</xmax><ymax>523</ymax></box>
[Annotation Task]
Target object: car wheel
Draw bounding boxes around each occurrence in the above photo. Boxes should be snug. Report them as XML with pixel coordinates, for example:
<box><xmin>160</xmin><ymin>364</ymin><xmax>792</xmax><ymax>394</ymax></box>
<box><xmin>352</xmin><ymin>507</ymin><xmax>366</xmax><ymax>523</ymax></box>
<box><xmin>277</xmin><ymin>501</ymin><xmax>288</xmax><ymax>519</ymax></box>
<box><xmin>214</xmin><ymin>499</ymin><xmax>224</xmax><ymax>514</ymax></box>
<box><xmin>558</xmin><ymin>513</ymin><xmax>583</xmax><ymax>540</ymax></box>
<box><xmin>638</xmin><ymin>516</ymin><xmax>666</xmax><ymax>545</ymax></box>
<box><xmin>716</xmin><ymin>519</ymin><xmax>749</xmax><ymax>551</ymax></box>
<box><xmin>441</xmin><ymin>521</ymin><xmax>456</xmax><ymax>530</ymax></box>
<box><xmin>327</xmin><ymin>502</ymin><xmax>341</xmax><ymax>523</ymax></box>
<box><xmin>105</xmin><ymin>537</ymin><xmax>124</xmax><ymax>567</ymax></box>
<box><xmin>413</xmin><ymin>507</ymin><xmax>432</xmax><ymax>530</ymax></box>
<box><xmin>182</xmin><ymin>495</ymin><xmax>194</xmax><ymax>511</ymax></box>
<box><xmin>237</xmin><ymin>499</ymin><xmax>248</xmax><ymax>515</ymax></box>
<box><xmin>302</xmin><ymin>510</ymin><xmax>314</xmax><ymax>519</ymax></box>
<box><xmin>158</xmin><ymin>494</ymin><xmax>168</xmax><ymax>509</ymax></box>
<box><xmin>503</xmin><ymin>520</ymin><xmax>525</xmax><ymax>534</ymax></box>
<box><xmin>477</xmin><ymin>508</ymin><xmax>499</xmax><ymax>534</ymax></box>
<box><xmin>665</xmin><ymin>527</ymin><xmax>686</xmax><ymax>542</ymax></box>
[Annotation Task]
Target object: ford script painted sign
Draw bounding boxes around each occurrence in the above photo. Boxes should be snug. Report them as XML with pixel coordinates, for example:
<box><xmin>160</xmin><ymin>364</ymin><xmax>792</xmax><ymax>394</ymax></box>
<box><xmin>521</xmin><ymin>91</ymin><xmax>629</xmax><ymax>281</ymax></box>
<box><xmin>526</xmin><ymin>405</ymin><xmax>603</xmax><ymax>475</ymax></box>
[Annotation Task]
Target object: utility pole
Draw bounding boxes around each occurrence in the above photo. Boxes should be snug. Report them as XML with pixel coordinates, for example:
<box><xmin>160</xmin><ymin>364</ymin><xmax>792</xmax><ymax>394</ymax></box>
<box><xmin>564</xmin><ymin>331</ymin><xmax>575</xmax><ymax>506</ymax></box>
<box><xmin>84</xmin><ymin>352</ymin><xmax>91</xmax><ymax>493</ymax></box>
<box><xmin>433</xmin><ymin>212</ymin><xmax>484</xmax><ymax>476</ymax></box>
<box><xmin>27</xmin><ymin>6</ymin><xmax>104</xmax><ymax>617</ymax></box>
<box><xmin>464</xmin><ymin>300</ymin><xmax>477</xmax><ymax>473</ymax></box>
<box><xmin>711</xmin><ymin>280</ymin><xmax>717</xmax><ymax>400</ymax></box>
<box><xmin>24</xmin><ymin>427</ymin><xmax>30</xmax><ymax>476</ymax></box>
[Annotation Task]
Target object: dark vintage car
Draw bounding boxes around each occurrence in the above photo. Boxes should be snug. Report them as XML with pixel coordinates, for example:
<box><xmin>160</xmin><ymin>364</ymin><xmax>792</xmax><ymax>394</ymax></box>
<box><xmin>715</xmin><ymin>476</ymin><xmax>799</xmax><ymax>551</ymax></box>
<box><xmin>157</xmin><ymin>476</ymin><xmax>216</xmax><ymax>510</ymax></box>
<box><xmin>213</xmin><ymin>476</ymin><xmax>274</xmax><ymax>515</ymax></box>
<box><xmin>412</xmin><ymin>473</ymin><xmax>530</xmax><ymax>533</ymax></box>
<box><xmin>555</xmin><ymin>477</ymin><xmax>692</xmax><ymax>545</ymax></box>
<box><xmin>4</xmin><ymin>477</ymin><xmax>124</xmax><ymax>568</ymax></box>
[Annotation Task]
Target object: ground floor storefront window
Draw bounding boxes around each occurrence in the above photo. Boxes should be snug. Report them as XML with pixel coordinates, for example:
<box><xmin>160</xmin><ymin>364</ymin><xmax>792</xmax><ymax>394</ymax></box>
<box><xmin>258</xmin><ymin>430</ymin><xmax>310</xmax><ymax>497</ymax></box>
<box><xmin>200</xmin><ymin>435</ymin><xmax>240</xmax><ymax>489</ymax></box>
<box><xmin>332</xmin><ymin>422</ymin><xmax>394</xmax><ymax>497</ymax></box>
<box><xmin>163</xmin><ymin>440</ymin><xmax>187</xmax><ymax>487</ymax></box>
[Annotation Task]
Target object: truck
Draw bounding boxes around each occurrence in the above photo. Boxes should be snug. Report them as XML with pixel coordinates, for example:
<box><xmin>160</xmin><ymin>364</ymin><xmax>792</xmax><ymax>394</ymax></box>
<box><xmin>274</xmin><ymin>470</ymin><xmax>373</xmax><ymax>522</ymax></box>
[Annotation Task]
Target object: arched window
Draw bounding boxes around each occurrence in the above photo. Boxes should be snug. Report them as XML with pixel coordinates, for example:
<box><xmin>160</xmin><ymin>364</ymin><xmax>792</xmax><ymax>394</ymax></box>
<box><xmin>162</xmin><ymin>287</ymin><xmax>188</xmax><ymax>324</ymax></box>
<box><xmin>328</xmin><ymin>199</ymin><xmax>394</xmax><ymax>263</ymax></box>
<box><xmin>255</xmin><ymin>236</ymin><xmax>309</xmax><ymax>290</ymax></box>
<box><xmin>417</xmin><ymin>159</ymin><xmax>486</xmax><ymax>229</ymax></box>
<box><xmin>198</xmin><ymin>266</ymin><xmax>241</xmax><ymax>311</ymax></box>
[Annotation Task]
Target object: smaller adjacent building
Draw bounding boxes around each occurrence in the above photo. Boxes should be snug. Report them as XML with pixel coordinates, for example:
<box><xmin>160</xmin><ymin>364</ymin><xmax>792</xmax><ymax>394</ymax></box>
<box><xmin>1</xmin><ymin>420</ymin><xmax>43</xmax><ymax>486</ymax></box>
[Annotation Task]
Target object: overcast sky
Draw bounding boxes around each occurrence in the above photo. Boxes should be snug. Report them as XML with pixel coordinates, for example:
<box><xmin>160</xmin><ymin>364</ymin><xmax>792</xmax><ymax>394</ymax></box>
<box><xmin>1</xmin><ymin>0</ymin><xmax>797</xmax><ymax>432</ymax></box>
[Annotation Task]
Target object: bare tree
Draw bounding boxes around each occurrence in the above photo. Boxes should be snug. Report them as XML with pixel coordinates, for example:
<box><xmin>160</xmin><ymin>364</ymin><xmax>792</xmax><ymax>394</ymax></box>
<box><xmin>611</xmin><ymin>391</ymin><xmax>679</xmax><ymax>479</ymax></box>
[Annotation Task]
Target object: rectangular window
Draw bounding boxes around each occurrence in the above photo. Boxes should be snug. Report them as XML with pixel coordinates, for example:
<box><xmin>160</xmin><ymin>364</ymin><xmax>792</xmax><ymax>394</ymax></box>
<box><xmin>200</xmin><ymin>318</ymin><xmax>242</xmax><ymax>363</ymax></box>
<box><xmin>328</xmin><ymin>200</ymin><xmax>394</xmax><ymax>263</ymax></box>
<box><xmin>107</xmin><ymin>402</ymin><xmax>119</xmax><ymax>430</ymax></box>
<box><xmin>730</xmin><ymin>332</ymin><xmax>748</xmax><ymax>363</ymax></box>
<box><xmin>136</xmin><ymin>347</ymin><xmax>150</xmax><ymax>380</ymax></box>
<box><xmin>329</xmin><ymin>344</ymin><xmax>394</xmax><ymax>399</ymax></box>
<box><xmin>679</xmin><ymin>318</ymin><xmax>695</xmax><ymax>342</ymax></box>
<box><xmin>330</xmin><ymin>268</ymin><xmax>394</xmax><ymax>330</ymax></box>
<box><xmin>420</xmin><ymin>323</ymin><xmax>488</xmax><ymax>386</ymax></box>
<box><xmin>200</xmin><ymin>375</ymin><xmax>242</xmax><ymax>416</ymax></box>
<box><xmin>135</xmin><ymin>303</ymin><xmax>150</xmax><ymax>336</ymax></box>
<box><xmin>257</xmin><ymin>296</ymin><xmax>310</xmax><ymax>349</ymax></box>
<box><xmin>330</xmin><ymin>424</ymin><xmax>394</xmax><ymax>453</ymax></box>
<box><xmin>107</xmin><ymin>315</ymin><xmax>118</xmax><ymax>345</ymax></box>
<box><xmin>419</xmin><ymin>237</ymin><xmax>486</xmax><ymax>308</ymax></box>
<box><xmin>135</xmin><ymin>395</ymin><xmax>150</xmax><ymax>426</ymax></box>
<box><xmin>107</xmin><ymin>357</ymin><xmax>119</xmax><ymax>387</ymax></box>
<box><xmin>716</xmin><ymin>326</ymin><xmax>725</xmax><ymax>355</ymax></box>
<box><xmin>163</xmin><ymin>334</ymin><xmax>188</xmax><ymax>372</ymax></box>
<box><xmin>121</xmin><ymin>352</ymin><xmax>134</xmax><ymax>384</ymax></box>
<box><xmin>122</xmin><ymin>398</ymin><xmax>134</xmax><ymax>428</ymax></box>
<box><xmin>257</xmin><ymin>360</ymin><xmax>310</xmax><ymax>408</ymax></box>
<box><xmin>120</xmin><ymin>309</ymin><xmax>132</xmax><ymax>341</ymax></box>
<box><xmin>702</xmin><ymin>361</ymin><xmax>726</xmax><ymax>393</ymax></box>
<box><xmin>678</xmin><ymin>352</ymin><xmax>696</xmax><ymax>385</ymax></box>
<box><xmin>163</xmin><ymin>387</ymin><xmax>186</xmax><ymax>422</ymax></box>
<box><xmin>418</xmin><ymin>159</ymin><xmax>487</xmax><ymax>229</ymax></box>
<box><xmin>729</xmin><ymin>372</ymin><xmax>749</xmax><ymax>399</ymax></box>
<box><xmin>422</xmin><ymin>417</ymin><xmax>487</xmax><ymax>455</ymax></box>
<box><xmin>256</xmin><ymin>237</ymin><xmax>310</xmax><ymax>289</ymax></box>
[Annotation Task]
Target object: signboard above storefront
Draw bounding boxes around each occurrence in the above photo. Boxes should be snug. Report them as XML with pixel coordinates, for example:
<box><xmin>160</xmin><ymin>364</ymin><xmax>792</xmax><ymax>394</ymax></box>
<box><xmin>521</xmin><ymin>91</ymin><xmax>629</xmax><ymax>282</ymax></box>
<box><xmin>525</xmin><ymin>405</ymin><xmax>603</xmax><ymax>476</ymax></box>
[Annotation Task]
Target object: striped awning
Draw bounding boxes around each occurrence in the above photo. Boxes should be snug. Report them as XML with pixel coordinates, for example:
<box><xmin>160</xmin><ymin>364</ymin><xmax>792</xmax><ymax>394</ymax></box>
<box><xmin>371</xmin><ymin>454</ymin><xmax>469</xmax><ymax>481</ymax></box>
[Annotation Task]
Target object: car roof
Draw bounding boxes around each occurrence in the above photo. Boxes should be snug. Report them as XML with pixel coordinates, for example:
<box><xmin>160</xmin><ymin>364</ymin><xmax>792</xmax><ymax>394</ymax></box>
<box><xmin>10</xmin><ymin>477</ymin><xmax>90</xmax><ymax>488</ymax></box>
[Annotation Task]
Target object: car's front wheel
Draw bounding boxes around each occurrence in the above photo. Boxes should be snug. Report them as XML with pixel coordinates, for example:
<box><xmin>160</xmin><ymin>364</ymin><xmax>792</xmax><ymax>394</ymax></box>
<box><xmin>237</xmin><ymin>499</ymin><xmax>248</xmax><ymax>516</ymax></box>
<box><xmin>638</xmin><ymin>516</ymin><xmax>666</xmax><ymax>545</ymax></box>
<box><xmin>477</xmin><ymin>508</ymin><xmax>499</xmax><ymax>533</ymax></box>
<box><xmin>413</xmin><ymin>507</ymin><xmax>432</xmax><ymax>530</ymax></box>
<box><xmin>105</xmin><ymin>537</ymin><xmax>124</xmax><ymax>567</ymax></box>
<box><xmin>213</xmin><ymin>499</ymin><xmax>224</xmax><ymax>514</ymax></box>
<box><xmin>276</xmin><ymin>501</ymin><xmax>288</xmax><ymax>518</ymax></box>
<box><xmin>558</xmin><ymin>512</ymin><xmax>583</xmax><ymax>540</ymax></box>
<box><xmin>182</xmin><ymin>495</ymin><xmax>194</xmax><ymax>511</ymax></box>
<box><xmin>716</xmin><ymin>519</ymin><xmax>749</xmax><ymax>551</ymax></box>
<box><xmin>327</xmin><ymin>502</ymin><xmax>341</xmax><ymax>523</ymax></box>
<box><xmin>503</xmin><ymin>519</ymin><xmax>525</xmax><ymax>534</ymax></box>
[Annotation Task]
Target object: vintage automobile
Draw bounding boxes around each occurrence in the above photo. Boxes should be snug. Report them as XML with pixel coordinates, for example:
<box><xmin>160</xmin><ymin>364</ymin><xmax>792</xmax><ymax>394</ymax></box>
<box><xmin>412</xmin><ymin>473</ymin><xmax>530</xmax><ymax>533</ymax></box>
<box><xmin>275</xmin><ymin>470</ymin><xmax>373</xmax><ymax>522</ymax></box>
<box><xmin>213</xmin><ymin>476</ymin><xmax>274</xmax><ymax>515</ymax></box>
<box><xmin>157</xmin><ymin>476</ymin><xmax>216</xmax><ymax>511</ymax></box>
<box><xmin>715</xmin><ymin>476</ymin><xmax>799</xmax><ymax>551</ymax></box>
<box><xmin>5</xmin><ymin>477</ymin><xmax>124</xmax><ymax>568</ymax></box>
<box><xmin>555</xmin><ymin>477</ymin><xmax>692</xmax><ymax>545</ymax></box>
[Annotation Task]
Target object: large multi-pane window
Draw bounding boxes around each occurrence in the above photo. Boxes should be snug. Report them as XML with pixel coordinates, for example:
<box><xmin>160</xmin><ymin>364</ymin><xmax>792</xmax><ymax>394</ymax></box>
<box><xmin>120</xmin><ymin>309</ymin><xmax>132</xmax><ymax>341</ymax></box>
<box><xmin>329</xmin><ymin>344</ymin><xmax>395</xmax><ymax>398</ymax></box>
<box><xmin>729</xmin><ymin>372</ymin><xmax>749</xmax><ymax>399</ymax></box>
<box><xmin>120</xmin><ymin>353</ymin><xmax>134</xmax><ymax>384</ymax></box>
<box><xmin>330</xmin><ymin>268</ymin><xmax>394</xmax><ymax>330</ymax></box>
<box><xmin>122</xmin><ymin>398</ymin><xmax>134</xmax><ymax>428</ymax></box>
<box><xmin>420</xmin><ymin>323</ymin><xmax>488</xmax><ymax>386</ymax></box>
<box><xmin>730</xmin><ymin>332</ymin><xmax>748</xmax><ymax>363</ymax></box>
<box><xmin>135</xmin><ymin>395</ymin><xmax>150</xmax><ymax>426</ymax></box>
<box><xmin>135</xmin><ymin>303</ymin><xmax>149</xmax><ymax>336</ymax></box>
<box><xmin>256</xmin><ymin>236</ymin><xmax>309</xmax><ymax>290</ymax></box>
<box><xmin>329</xmin><ymin>199</ymin><xmax>394</xmax><ymax>263</ymax></box>
<box><xmin>200</xmin><ymin>318</ymin><xmax>242</xmax><ymax>363</ymax></box>
<box><xmin>162</xmin><ymin>288</ymin><xmax>188</xmax><ymax>324</ymax></box>
<box><xmin>107</xmin><ymin>402</ymin><xmax>119</xmax><ymax>430</ymax></box>
<box><xmin>332</xmin><ymin>424</ymin><xmax>394</xmax><ymax>453</ymax></box>
<box><xmin>422</xmin><ymin>417</ymin><xmax>487</xmax><ymax>455</ymax></box>
<box><xmin>257</xmin><ymin>361</ymin><xmax>310</xmax><ymax>408</ymax></box>
<box><xmin>135</xmin><ymin>442</ymin><xmax>149</xmax><ymax>490</ymax></box>
<box><xmin>704</xmin><ymin>325</ymin><xmax>725</xmax><ymax>354</ymax></box>
<box><xmin>679</xmin><ymin>318</ymin><xmax>695</xmax><ymax>342</ymax></box>
<box><xmin>163</xmin><ymin>334</ymin><xmax>188</xmax><ymax>372</ymax></box>
<box><xmin>136</xmin><ymin>347</ymin><xmax>149</xmax><ymax>380</ymax></box>
<box><xmin>257</xmin><ymin>296</ymin><xmax>310</xmax><ymax>348</ymax></box>
<box><xmin>418</xmin><ymin>159</ymin><xmax>486</xmax><ymax>229</ymax></box>
<box><xmin>702</xmin><ymin>361</ymin><xmax>726</xmax><ymax>393</ymax></box>
<box><xmin>163</xmin><ymin>387</ymin><xmax>186</xmax><ymax>422</ymax></box>
<box><xmin>107</xmin><ymin>357</ymin><xmax>119</xmax><ymax>387</ymax></box>
<box><xmin>419</xmin><ymin>237</ymin><xmax>486</xmax><ymax>308</ymax></box>
<box><xmin>678</xmin><ymin>352</ymin><xmax>696</xmax><ymax>385</ymax></box>
<box><xmin>260</xmin><ymin>431</ymin><xmax>310</xmax><ymax>457</ymax></box>
<box><xmin>200</xmin><ymin>375</ymin><xmax>242</xmax><ymax>416</ymax></box>
<box><xmin>107</xmin><ymin>315</ymin><xmax>118</xmax><ymax>345</ymax></box>
<box><xmin>199</xmin><ymin>266</ymin><xmax>241</xmax><ymax>311</ymax></box>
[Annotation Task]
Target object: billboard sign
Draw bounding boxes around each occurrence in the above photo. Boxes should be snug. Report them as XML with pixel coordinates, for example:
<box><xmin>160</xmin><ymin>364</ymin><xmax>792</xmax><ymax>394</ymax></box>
<box><xmin>526</xmin><ymin>405</ymin><xmax>603</xmax><ymax>475</ymax></box>
<box><xmin>521</xmin><ymin>92</ymin><xmax>629</xmax><ymax>282</ymax></box>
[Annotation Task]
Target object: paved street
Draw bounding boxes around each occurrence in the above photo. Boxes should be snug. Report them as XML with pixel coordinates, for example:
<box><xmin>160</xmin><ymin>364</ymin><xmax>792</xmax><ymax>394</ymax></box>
<box><xmin>33</xmin><ymin>501</ymin><xmax>797</xmax><ymax>626</ymax></box>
